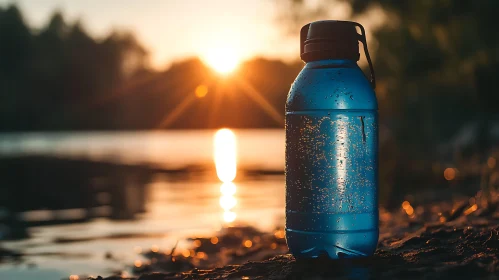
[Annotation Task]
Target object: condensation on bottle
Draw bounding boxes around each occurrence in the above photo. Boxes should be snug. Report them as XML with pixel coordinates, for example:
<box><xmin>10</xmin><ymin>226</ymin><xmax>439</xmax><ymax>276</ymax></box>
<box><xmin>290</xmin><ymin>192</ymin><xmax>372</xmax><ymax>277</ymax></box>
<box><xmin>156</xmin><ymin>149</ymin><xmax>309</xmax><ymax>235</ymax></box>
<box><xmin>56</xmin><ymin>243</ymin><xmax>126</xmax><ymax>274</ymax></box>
<box><xmin>285</xmin><ymin>20</ymin><xmax>379</xmax><ymax>259</ymax></box>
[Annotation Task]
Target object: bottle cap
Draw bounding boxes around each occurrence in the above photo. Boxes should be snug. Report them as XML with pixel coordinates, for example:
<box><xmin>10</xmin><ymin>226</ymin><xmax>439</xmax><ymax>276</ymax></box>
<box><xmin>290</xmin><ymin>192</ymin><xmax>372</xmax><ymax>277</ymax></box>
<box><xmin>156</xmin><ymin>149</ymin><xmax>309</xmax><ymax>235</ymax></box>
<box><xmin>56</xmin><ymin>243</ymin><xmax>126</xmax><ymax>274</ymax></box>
<box><xmin>300</xmin><ymin>20</ymin><xmax>360</xmax><ymax>62</ymax></box>
<box><xmin>300</xmin><ymin>20</ymin><xmax>376</xmax><ymax>89</ymax></box>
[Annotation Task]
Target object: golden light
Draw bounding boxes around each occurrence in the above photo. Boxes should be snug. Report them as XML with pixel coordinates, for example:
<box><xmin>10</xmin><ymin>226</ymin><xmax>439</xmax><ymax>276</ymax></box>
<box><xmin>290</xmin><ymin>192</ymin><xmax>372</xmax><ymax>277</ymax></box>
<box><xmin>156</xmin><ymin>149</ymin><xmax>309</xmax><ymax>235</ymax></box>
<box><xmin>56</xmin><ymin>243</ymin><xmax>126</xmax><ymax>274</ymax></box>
<box><xmin>270</xmin><ymin>243</ymin><xmax>277</xmax><ymax>249</ymax></box>
<box><xmin>444</xmin><ymin>168</ymin><xmax>456</xmax><ymax>181</ymax></box>
<box><xmin>219</xmin><ymin>194</ymin><xmax>237</xmax><ymax>210</ymax></box>
<box><xmin>181</xmin><ymin>250</ymin><xmax>190</xmax><ymax>258</ymax></box>
<box><xmin>195</xmin><ymin>85</ymin><xmax>208</xmax><ymax>98</ymax></box>
<box><xmin>402</xmin><ymin>201</ymin><xmax>411</xmax><ymax>210</ymax></box>
<box><xmin>464</xmin><ymin>204</ymin><xmax>478</xmax><ymax>215</ymax></box>
<box><xmin>214</xmin><ymin>129</ymin><xmax>237</xmax><ymax>182</ymax></box>
<box><xmin>219</xmin><ymin>182</ymin><xmax>237</xmax><ymax>222</ymax></box>
<box><xmin>210</xmin><ymin>237</ymin><xmax>219</xmax><ymax>244</ymax></box>
<box><xmin>196</xmin><ymin>252</ymin><xmax>208</xmax><ymax>260</ymax></box>
<box><xmin>405</xmin><ymin>206</ymin><xmax>414</xmax><ymax>216</ymax></box>
<box><xmin>274</xmin><ymin>230</ymin><xmax>285</xmax><ymax>239</ymax></box>
<box><xmin>204</xmin><ymin>47</ymin><xmax>240</xmax><ymax>75</ymax></box>
<box><xmin>243</xmin><ymin>240</ymin><xmax>253</xmax><ymax>248</ymax></box>
<box><xmin>213</xmin><ymin>128</ymin><xmax>238</xmax><ymax>223</ymax></box>
<box><xmin>193</xmin><ymin>240</ymin><xmax>202</xmax><ymax>247</ymax></box>
<box><xmin>134</xmin><ymin>260</ymin><xmax>142</xmax><ymax>268</ymax></box>
<box><xmin>220</xmin><ymin>182</ymin><xmax>236</xmax><ymax>195</ymax></box>
<box><xmin>151</xmin><ymin>245</ymin><xmax>159</xmax><ymax>253</ymax></box>
<box><xmin>223</xmin><ymin>211</ymin><xmax>236</xmax><ymax>223</ymax></box>
<box><xmin>69</xmin><ymin>275</ymin><xmax>79</xmax><ymax>280</ymax></box>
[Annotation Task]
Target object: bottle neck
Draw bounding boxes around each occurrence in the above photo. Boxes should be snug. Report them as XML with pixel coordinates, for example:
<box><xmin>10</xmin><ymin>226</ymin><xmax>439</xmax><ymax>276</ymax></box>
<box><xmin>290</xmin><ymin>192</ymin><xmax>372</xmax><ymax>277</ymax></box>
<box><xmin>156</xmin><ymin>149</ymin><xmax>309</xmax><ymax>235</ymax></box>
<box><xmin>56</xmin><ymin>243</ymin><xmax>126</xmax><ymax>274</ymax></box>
<box><xmin>305</xmin><ymin>59</ymin><xmax>358</xmax><ymax>69</ymax></box>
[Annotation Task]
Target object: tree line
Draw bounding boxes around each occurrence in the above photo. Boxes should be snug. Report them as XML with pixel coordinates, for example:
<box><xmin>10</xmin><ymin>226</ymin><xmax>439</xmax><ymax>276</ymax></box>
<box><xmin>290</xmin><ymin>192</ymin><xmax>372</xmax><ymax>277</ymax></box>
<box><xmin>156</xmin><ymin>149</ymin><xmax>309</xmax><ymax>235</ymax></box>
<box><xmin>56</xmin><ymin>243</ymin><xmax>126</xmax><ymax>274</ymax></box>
<box><xmin>0</xmin><ymin>5</ymin><xmax>305</xmax><ymax>131</ymax></box>
<box><xmin>3</xmin><ymin>2</ymin><xmax>499</xmax><ymax>155</ymax></box>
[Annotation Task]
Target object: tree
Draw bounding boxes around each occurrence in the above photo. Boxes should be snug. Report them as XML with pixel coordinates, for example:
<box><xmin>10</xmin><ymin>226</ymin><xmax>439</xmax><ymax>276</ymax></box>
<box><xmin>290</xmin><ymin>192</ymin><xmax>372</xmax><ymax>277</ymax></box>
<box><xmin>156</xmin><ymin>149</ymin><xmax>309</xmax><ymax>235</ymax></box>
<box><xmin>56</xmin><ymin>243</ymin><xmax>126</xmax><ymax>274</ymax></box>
<box><xmin>0</xmin><ymin>6</ymin><xmax>35</xmax><ymax>130</ymax></box>
<box><xmin>0</xmin><ymin>5</ymin><xmax>150</xmax><ymax>131</ymax></box>
<box><xmin>277</xmin><ymin>0</ymin><xmax>499</xmax><ymax>205</ymax></box>
<box><xmin>279</xmin><ymin>0</ymin><xmax>499</xmax><ymax>155</ymax></box>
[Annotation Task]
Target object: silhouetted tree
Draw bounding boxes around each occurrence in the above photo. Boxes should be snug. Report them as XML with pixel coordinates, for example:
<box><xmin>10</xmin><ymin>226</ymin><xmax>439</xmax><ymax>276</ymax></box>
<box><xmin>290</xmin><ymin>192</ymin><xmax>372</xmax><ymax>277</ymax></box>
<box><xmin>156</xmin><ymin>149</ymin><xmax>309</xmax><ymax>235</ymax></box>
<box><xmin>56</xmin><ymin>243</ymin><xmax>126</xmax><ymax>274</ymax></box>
<box><xmin>280</xmin><ymin>0</ymin><xmax>499</xmax><ymax>152</ymax></box>
<box><xmin>0</xmin><ymin>6</ymin><xmax>35</xmax><ymax>130</ymax></box>
<box><xmin>0</xmin><ymin>5</ymin><xmax>149</xmax><ymax>131</ymax></box>
<box><xmin>0</xmin><ymin>5</ymin><xmax>302</xmax><ymax>131</ymax></box>
<box><xmin>278</xmin><ymin>0</ymin><xmax>499</xmax><ymax>205</ymax></box>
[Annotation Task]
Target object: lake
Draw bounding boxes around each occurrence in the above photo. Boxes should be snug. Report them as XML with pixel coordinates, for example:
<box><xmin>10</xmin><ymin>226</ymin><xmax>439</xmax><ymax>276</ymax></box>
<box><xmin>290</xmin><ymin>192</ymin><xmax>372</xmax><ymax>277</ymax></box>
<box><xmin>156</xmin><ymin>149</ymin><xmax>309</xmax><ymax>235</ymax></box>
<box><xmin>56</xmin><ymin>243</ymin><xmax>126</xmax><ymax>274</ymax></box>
<box><xmin>0</xmin><ymin>129</ymin><xmax>286</xmax><ymax>280</ymax></box>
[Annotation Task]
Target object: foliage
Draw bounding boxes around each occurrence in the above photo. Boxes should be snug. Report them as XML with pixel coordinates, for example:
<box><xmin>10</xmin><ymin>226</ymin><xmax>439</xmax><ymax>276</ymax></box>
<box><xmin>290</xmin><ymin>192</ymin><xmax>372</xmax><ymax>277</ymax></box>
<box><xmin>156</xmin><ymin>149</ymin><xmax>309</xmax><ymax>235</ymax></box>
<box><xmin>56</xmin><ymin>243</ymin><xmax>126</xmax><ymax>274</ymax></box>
<box><xmin>276</xmin><ymin>0</ymin><xmax>499</xmax><ymax>205</ymax></box>
<box><xmin>0</xmin><ymin>5</ymin><xmax>305</xmax><ymax>131</ymax></box>
<box><xmin>280</xmin><ymin>0</ymin><xmax>499</xmax><ymax>155</ymax></box>
<box><xmin>0</xmin><ymin>6</ymin><xmax>147</xmax><ymax>131</ymax></box>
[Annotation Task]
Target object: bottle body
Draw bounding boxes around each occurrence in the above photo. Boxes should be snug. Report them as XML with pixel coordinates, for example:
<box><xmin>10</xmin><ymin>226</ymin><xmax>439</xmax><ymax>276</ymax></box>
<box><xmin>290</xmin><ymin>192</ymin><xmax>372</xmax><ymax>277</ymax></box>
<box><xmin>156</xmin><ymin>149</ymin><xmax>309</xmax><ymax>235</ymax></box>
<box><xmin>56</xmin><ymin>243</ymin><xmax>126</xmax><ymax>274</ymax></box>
<box><xmin>285</xmin><ymin>59</ymin><xmax>378</xmax><ymax>258</ymax></box>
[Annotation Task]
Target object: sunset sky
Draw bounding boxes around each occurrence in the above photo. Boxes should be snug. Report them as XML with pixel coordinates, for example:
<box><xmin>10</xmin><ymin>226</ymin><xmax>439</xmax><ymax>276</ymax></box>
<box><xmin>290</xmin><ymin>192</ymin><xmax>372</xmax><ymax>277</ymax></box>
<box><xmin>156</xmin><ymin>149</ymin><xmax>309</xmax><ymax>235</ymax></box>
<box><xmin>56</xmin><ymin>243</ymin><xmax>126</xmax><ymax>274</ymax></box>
<box><xmin>0</xmin><ymin>0</ymin><xmax>302</xmax><ymax>69</ymax></box>
<box><xmin>1</xmin><ymin>0</ymin><xmax>385</xmax><ymax>71</ymax></box>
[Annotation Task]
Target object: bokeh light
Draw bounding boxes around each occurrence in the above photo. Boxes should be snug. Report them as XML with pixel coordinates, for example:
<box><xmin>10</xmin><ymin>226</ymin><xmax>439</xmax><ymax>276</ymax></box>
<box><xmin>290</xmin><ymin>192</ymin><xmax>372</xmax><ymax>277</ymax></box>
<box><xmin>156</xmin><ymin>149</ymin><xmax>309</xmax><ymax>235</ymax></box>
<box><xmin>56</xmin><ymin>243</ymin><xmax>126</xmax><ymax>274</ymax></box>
<box><xmin>151</xmin><ymin>245</ymin><xmax>159</xmax><ymax>252</ymax></box>
<box><xmin>195</xmin><ymin>85</ymin><xmax>208</xmax><ymax>98</ymax></box>
<box><xmin>402</xmin><ymin>201</ymin><xmax>414</xmax><ymax>215</ymax></box>
<box><xmin>444</xmin><ymin>168</ymin><xmax>456</xmax><ymax>181</ymax></box>
<box><xmin>243</xmin><ymin>240</ymin><xmax>252</xmax><ymax>248</ymax></box>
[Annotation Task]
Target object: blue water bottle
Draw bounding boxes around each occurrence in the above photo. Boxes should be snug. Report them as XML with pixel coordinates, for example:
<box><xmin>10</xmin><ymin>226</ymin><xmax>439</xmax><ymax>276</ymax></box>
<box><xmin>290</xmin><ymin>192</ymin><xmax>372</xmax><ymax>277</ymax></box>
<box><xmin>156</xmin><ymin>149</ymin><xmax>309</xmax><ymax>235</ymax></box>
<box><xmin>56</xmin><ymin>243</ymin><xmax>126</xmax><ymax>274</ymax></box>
<box><xmin>285</xmin><ymin>20</ymin><xmax>378</xmax><ymax>258</ymax></box>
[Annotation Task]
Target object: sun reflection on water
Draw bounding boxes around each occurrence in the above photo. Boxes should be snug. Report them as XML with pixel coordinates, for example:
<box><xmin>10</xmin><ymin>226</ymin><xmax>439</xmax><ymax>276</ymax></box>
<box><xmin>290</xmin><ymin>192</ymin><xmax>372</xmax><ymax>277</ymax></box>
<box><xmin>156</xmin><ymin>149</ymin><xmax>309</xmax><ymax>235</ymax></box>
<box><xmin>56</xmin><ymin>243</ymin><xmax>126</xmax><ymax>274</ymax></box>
<box><xmin>219</xmin><ymin>185</ymin><xmax>237</xmax><ymax>210</ymax></box>
<box><xmin>213</xmin><ymin>128</ymin><xmax>238</xmax><ymax>223</ymax></box>
<box><xmin>214</xmin><ymin>129</ymin><xmax>237</xmax><ymax>183</ymax></box>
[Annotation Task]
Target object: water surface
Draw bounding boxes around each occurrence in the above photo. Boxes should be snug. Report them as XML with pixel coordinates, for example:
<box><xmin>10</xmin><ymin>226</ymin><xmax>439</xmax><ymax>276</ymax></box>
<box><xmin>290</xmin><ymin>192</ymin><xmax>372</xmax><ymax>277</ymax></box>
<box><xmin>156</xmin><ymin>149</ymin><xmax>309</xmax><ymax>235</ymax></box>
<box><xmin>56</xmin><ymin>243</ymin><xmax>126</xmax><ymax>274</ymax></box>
<box><xmin>0</xmin><ymin>129</ymin><xmax>285</xmax><ymax>279</ymax></box>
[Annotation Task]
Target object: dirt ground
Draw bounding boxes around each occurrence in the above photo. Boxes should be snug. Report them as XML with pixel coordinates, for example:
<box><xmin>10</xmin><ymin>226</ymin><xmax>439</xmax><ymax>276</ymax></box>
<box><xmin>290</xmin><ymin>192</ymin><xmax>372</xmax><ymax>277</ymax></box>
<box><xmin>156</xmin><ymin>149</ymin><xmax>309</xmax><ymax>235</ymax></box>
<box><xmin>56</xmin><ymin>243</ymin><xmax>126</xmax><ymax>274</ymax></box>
<box><xmin>89</xmin><ymin>192</ymin><xmax>499</xmax><ymax>280</ymax></box>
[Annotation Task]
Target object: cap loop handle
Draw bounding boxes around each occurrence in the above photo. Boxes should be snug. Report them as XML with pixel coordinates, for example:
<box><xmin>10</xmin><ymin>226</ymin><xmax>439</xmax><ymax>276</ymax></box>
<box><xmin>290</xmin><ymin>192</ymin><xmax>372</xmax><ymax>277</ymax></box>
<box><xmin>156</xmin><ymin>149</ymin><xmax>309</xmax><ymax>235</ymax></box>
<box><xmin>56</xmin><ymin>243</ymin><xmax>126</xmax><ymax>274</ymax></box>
<box><xmin>353</xmin><ymin>22</ymin><xmax>376</xmax><ymax>89</ymax></box>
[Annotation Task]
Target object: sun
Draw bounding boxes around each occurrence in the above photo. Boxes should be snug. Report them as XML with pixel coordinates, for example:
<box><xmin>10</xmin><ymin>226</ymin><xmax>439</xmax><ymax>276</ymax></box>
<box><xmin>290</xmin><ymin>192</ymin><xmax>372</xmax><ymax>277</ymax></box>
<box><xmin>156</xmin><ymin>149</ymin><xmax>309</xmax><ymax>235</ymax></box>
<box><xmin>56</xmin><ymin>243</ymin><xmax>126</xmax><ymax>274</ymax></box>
<box><xmin>203</xmin><ymin>47</ymin><xmax>240</xmax><ymax>75</ymax></box>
